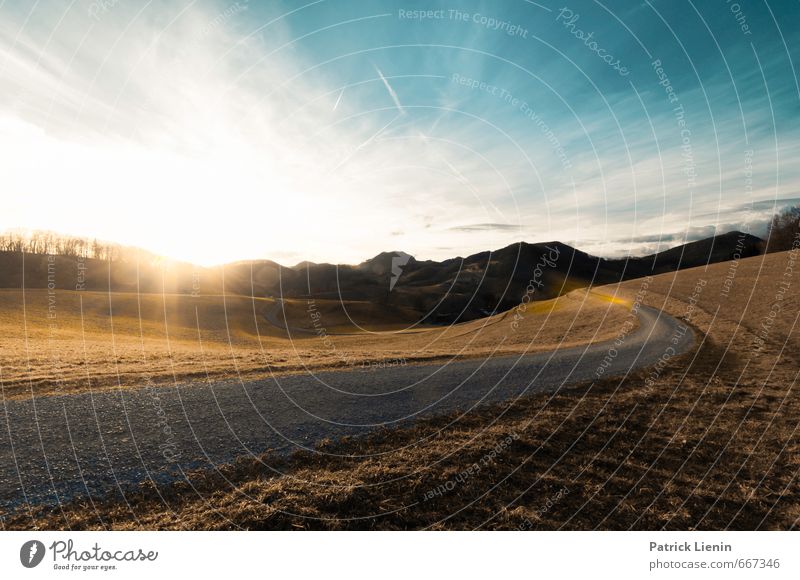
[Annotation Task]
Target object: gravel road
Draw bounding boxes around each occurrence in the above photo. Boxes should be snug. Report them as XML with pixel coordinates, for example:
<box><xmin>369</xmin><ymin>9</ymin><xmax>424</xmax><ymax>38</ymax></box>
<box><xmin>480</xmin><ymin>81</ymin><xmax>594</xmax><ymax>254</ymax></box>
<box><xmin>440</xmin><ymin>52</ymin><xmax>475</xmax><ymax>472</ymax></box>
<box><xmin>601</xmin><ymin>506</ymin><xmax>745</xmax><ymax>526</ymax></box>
<box><xmin>0</xmin><ymin>304</ymin><xmax>693</xmax><ymax>512</ymax></box>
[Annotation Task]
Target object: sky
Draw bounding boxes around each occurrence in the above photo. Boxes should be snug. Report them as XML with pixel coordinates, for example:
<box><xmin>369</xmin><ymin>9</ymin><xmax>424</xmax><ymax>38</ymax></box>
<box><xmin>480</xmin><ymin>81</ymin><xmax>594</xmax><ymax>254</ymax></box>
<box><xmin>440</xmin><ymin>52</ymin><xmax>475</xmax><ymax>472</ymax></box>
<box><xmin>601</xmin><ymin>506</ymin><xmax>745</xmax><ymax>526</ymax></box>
<box><xmin>1</xmin><ymin>0</ymin><xmax>798</xmax><ymax>266</ymax></box>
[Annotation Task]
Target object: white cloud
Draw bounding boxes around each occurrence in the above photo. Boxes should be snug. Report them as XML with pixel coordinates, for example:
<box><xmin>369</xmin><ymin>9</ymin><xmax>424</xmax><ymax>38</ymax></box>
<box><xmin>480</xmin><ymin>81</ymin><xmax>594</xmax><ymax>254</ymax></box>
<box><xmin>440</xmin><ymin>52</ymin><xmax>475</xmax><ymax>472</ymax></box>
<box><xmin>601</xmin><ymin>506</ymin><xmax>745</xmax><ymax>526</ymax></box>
<box><xmin>1</xmin><ymin>1</ymin><xmax>798</xmax><ymax>265</ymax></box>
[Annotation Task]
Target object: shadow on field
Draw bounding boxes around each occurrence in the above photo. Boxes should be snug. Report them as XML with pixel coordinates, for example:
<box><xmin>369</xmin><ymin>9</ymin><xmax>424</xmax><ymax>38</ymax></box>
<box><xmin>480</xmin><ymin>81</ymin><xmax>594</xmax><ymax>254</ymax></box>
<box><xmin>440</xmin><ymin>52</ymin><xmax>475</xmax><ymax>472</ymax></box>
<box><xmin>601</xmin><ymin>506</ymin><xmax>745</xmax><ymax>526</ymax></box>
<box><xmin>6</xmin><ymin>329</ymin><xmax>798</xmax><ymax>531</ymax></box>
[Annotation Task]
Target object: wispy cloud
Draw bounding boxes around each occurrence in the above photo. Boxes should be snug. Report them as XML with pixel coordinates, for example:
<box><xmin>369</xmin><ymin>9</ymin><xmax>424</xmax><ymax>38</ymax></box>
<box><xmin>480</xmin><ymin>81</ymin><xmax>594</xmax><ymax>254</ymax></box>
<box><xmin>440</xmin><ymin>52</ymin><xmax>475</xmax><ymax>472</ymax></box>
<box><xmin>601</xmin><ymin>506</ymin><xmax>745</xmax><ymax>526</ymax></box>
<box><xmin>374</xmin><ymin>65</ymin><xmax>405</xmax><ymax>114</ymax></box>
<box><xmin>449</xmin><ymin>223</ymin><xmax>523</xmax><ymax>232</ymax></box>
<box><xmin>0</xmin><ymin>0</ymin><xmax>797</xmax><ymax>265</ymax></box>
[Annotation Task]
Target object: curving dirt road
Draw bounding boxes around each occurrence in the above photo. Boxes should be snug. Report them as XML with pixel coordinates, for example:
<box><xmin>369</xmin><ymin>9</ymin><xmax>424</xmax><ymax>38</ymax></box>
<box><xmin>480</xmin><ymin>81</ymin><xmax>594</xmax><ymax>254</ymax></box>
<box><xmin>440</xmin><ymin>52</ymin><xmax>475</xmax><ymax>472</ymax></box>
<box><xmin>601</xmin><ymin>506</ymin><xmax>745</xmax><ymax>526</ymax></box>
<box><xmin>0</xmin><ymin>304</ymin><xmax>693</xmax><ymax>511</ymax></box>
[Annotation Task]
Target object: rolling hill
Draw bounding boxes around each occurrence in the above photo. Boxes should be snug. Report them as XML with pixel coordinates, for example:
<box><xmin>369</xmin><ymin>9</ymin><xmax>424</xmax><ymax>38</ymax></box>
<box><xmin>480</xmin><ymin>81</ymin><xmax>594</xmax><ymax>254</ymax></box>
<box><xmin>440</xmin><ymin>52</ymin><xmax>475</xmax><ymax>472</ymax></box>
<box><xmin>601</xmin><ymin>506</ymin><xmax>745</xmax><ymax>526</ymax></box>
<box><xmin>0</xmin><ymin>231</ymin><xmax>763</xmax><ymax>323</ymax></box>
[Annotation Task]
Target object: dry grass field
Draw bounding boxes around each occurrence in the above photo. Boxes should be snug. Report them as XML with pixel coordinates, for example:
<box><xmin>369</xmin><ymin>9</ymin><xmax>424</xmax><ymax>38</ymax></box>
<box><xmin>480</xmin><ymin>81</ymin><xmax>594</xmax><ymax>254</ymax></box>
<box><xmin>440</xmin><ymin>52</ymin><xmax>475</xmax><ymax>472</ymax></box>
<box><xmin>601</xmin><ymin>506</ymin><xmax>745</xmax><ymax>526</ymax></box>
<box><xmin>4</xmin><ymin>248</ymin><xmax>799</xmax><ymax>530</ymax></box>
<box><xmin>0</xmin><ymin>287</ymin><xmax>630</xmax><ymax>400</ymax></box>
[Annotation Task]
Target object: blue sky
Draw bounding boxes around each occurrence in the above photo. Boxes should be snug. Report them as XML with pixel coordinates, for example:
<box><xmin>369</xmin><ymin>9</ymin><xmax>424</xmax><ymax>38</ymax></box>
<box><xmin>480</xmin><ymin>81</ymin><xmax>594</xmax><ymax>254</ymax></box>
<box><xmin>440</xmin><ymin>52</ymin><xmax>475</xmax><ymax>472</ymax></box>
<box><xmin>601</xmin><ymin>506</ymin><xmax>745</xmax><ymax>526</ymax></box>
<box><xmin>1</xmin><ymin>0</ymin><xmax>798</xmax><ymax>265</ymax></box>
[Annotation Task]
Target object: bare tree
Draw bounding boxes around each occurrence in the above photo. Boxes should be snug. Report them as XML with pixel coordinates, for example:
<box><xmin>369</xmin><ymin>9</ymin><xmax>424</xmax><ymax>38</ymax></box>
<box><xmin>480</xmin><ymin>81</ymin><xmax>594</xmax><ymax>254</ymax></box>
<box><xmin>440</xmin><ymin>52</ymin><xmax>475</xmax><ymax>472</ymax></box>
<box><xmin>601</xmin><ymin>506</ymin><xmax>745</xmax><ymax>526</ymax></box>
<box><xmin>765</xmin><ymin>205</ymin><xmax>800</xmax><ymax>253</ymax></box>
<box><xmin>0</xmin><ymin>229</ymin><xmax>172</xmax><ymax>265</ymax></box>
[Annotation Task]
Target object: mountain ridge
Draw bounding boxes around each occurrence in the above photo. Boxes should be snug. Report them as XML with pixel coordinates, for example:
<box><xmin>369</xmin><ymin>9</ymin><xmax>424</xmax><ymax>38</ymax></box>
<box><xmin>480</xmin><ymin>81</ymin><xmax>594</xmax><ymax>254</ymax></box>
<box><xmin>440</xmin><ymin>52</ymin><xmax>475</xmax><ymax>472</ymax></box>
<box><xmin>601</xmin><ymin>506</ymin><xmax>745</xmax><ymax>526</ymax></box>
<box><xmin>0</xmin><ymin>231</ymin><xmax>764</xmax><ymax>323</ymax></box>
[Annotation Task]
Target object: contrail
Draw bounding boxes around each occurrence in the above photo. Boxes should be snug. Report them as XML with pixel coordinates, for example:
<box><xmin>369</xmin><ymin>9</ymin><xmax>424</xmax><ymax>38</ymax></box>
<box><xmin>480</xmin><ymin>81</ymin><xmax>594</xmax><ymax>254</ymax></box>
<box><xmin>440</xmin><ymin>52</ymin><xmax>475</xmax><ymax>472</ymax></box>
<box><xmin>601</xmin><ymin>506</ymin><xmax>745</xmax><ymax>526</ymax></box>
<box><xmin>329</xmin><ymin>113</ymin><xmax>401</xmax><ymax>173</ymax></box>
<box><xmin>417</xmin><ymin>130</ymin><xmax>502</xmax><ymax>219</ymax></box>
<box><xmin>374</xmin><ymin>66</ymin><xmax>405</xmax><ymax>114</ymax></box>
<box><xmin>333</xmin><ymin>87</ymin><xmax>344</xmax><ymax>110</ymax></box>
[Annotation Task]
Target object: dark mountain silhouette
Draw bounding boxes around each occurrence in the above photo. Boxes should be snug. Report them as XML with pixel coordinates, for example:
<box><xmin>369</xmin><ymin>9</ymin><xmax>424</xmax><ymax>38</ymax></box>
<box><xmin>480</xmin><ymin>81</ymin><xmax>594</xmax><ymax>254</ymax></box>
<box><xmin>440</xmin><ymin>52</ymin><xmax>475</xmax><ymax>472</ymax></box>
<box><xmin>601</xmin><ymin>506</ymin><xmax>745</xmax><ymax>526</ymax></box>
<box><xmin>621</xmin><ymin>231</ymin><xmax>763</xmax><ymax>275</ymax></box>
<box><xmin>0</xmin><ymin>231</ymin><xmax>764</xmax><ymax>323</ymax></box>
<box><xmin>268</xmin><ymin>231</ymin><xmax>762</xmax><ymax>322</ymax></box>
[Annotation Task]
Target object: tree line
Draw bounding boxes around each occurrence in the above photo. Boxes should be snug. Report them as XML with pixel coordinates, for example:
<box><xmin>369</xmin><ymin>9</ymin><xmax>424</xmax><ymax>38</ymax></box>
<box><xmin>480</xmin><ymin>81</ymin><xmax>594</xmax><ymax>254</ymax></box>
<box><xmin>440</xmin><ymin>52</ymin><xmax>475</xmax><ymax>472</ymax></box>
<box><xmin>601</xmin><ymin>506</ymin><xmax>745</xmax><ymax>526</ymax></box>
<box><xmin>0</xmin><ymin>230</ymin><xmax>145</xmax><ymax>262</ymax></box>
<box><xmin>765</xmin><ymin>205</ymin><xmax>800</xmax><ymax>253</ymax></box>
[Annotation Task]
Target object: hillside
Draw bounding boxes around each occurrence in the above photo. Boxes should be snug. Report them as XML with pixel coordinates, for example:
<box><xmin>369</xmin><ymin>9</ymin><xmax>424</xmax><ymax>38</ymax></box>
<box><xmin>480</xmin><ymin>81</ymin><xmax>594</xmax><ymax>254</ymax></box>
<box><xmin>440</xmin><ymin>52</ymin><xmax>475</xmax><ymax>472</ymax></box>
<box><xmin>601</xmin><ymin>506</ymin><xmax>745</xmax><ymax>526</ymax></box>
<box><xmin>11</xmin><ymin>247</ymin><xmax>798</xmax><ymax>530</ymax></box>
<box><xmin>241</xmin><ymin>231</ymin><xmax>763</xmax><ymax>322</ymax></box>
<box><xmin>0</xmin><ymin>286</ymin><xmax>632</xmax><ymax>399</ymax></box>
<box><xmin>0</xmin><ymin>231</ymin><xmax>764</xmax><ymax>323</ymax></box>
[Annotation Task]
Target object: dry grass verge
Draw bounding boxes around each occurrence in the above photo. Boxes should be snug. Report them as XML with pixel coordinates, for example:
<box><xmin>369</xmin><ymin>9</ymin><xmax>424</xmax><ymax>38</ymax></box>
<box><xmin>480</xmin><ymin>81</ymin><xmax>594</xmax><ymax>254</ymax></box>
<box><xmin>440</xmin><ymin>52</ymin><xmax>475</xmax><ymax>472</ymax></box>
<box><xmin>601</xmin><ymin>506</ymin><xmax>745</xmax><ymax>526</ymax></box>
<box><xmin>4</xmin><ymin>250</ymin><xmax>799</xmax><ymax>530</ymax></box>
<box><xmin>0</xmin><ymin>289</ymin><xmax>629</xmax><ymax>399</ymax></box>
